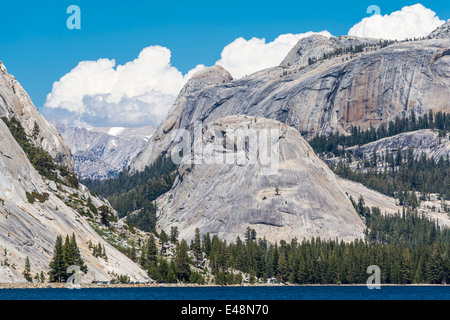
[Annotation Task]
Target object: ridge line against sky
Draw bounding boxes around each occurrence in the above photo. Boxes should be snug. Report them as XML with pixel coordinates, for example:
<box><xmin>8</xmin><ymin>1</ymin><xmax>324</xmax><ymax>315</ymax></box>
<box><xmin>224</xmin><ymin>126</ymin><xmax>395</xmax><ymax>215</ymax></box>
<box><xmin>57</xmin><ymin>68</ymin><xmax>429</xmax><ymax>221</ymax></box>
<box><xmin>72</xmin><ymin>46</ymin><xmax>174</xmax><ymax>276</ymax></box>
<box><xmin>0</xmin><ymin>1</ymin><xmax>448</xmax><ymax>128</ymax></box>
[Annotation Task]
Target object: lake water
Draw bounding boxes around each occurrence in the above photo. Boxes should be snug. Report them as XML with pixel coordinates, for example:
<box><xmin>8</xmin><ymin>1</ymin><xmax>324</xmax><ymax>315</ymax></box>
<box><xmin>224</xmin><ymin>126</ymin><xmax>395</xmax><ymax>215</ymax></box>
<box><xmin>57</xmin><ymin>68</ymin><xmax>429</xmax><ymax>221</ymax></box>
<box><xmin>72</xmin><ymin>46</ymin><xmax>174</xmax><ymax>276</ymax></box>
<box><xmin>0</xmin><ymin>285</ymin><xmax>448</xmax><ymax>300</ymax></box>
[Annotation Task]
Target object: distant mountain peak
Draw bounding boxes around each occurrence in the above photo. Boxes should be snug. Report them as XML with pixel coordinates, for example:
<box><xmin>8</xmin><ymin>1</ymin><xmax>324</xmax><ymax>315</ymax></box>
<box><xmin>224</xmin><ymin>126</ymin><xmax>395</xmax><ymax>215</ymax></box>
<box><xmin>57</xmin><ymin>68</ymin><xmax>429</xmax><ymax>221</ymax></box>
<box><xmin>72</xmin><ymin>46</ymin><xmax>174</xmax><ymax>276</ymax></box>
<box><xmin>280</xmin><ymin>34</ymin><xmax>384</xmax><ymax>67</ymax></box>
<box><xmin>191</xmin><ymin>65</ymin><xmax>233</xmax><ymax>82</ymax></box>
<box><xmin>49</xmin><ymin>120</ymin><xmax>155</xmax><ymax>180</ymax></box>
<box><xmin>428</xmin><ymin>21</ymin><xmax>450</xmax><ymax>39</ymax></box>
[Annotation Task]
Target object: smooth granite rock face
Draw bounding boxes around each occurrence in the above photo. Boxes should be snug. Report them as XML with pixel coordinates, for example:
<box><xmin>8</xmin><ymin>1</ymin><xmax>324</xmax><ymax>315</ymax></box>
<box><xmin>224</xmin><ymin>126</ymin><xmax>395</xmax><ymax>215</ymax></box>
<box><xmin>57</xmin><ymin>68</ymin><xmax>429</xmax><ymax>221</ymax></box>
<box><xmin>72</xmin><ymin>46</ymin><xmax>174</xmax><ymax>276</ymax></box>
<box><xmin>131</xmin><ymin>65</ymin><xmax>234</xmax><ymax>172</ymax></box>
<box><xmin>130</xmin><ymin>31</ymin><xmax>450</xmax><ymax>245</ymax></box>
<box><xmin>0</xmin><ymin>61</ymin><xmax>149</xmax><ymax>283</ymax></box>
<box><xmin>0</xmin><ymin>61</ymin><xmax>74</xmax><ymax>172</ymax></box>
<box><xmin>346</xmin><ymin>129</ymin><xmax>450</xmax><ymax>162</ymax></box>
<box><xmin>156</xmin><ymin>115</ymin><xmax>365</xmax><ymax>243</ymax></box>
<box><xmin>131</xmin><ymin>36</ymin><xmax>450</xmax><ymax>172</ymax></box>
<box><xmin>280</xmin><ymin>34</ymin><xmax>382</xmax><ymax>67</ymax></box>
<box><xmin>0</xmin><ymin>119</ymin><xmax>149</xmax><ymax>283</ymax></box>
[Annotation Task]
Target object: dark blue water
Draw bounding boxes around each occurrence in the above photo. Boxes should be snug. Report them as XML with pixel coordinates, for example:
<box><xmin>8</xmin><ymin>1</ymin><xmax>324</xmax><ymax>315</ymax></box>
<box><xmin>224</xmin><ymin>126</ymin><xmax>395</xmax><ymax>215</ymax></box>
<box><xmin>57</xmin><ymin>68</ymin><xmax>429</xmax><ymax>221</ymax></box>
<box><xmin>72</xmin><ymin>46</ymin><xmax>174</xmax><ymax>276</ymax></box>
<box><xmin>0</xmin><ymin>285</ymin><xmax>449</xmax><ymax>300</ymax></box>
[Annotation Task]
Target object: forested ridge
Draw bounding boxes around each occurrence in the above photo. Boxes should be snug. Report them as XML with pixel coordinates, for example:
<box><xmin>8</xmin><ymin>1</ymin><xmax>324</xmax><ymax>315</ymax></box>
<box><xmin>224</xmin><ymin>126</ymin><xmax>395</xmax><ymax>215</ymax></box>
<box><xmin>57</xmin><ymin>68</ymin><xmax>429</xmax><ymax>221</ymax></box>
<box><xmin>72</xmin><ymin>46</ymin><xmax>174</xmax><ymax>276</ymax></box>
<box><xmin>334</xmin><ymin>152</ymin><xmax>450</xmax><ymax>206</ymax></box>
<box><xmin>82</xmin><ymin>156</ymin><xmax>177</xmax><ymax>232</ymax></box>
<box><xmin>1</xmin><ymin>116</ymin><xmax>79</xmax><ymax>188</ymax></box>
<box><xmin>134</xmin><ymin>206</ymin><xmax>450</xmax><ymax>285</ymax></box>
<box><xmin>81</xmin><ymin>111</ymin><xmax>450</xmax><ymax>285</ymax></box>
<box><xmin>310</xmin><ymin>110</ymin><xmax>449</xmax><ymax>156</ymax></box>
<box><xmin>310</xmin><ymin>111</ymin><xmax>450</xmax><ymax>205</ymax></box>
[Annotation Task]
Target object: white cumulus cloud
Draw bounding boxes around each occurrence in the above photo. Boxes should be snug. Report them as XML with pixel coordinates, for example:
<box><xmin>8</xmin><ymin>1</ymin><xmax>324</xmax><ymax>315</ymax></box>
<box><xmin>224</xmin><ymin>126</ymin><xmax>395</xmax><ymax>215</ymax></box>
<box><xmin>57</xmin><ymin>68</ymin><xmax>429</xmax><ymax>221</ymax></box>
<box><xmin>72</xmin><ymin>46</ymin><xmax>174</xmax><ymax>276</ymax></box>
<box><xmin>348</xmin><ymin>3</ymin><xmax>445</xmax><ymax>40</ymax></box>
<box><xmin>215</xmin><ymin>31</ymin><xmax>333</xmax><ymax>79</ymax></box>
<box><xmin>44</xmin><ymin>31</ymin><xmax>335</xmax><ymax>127</ymax></box>
<box><xmin>43</xmin><ymin>46</ymin><xmax>205</xmax><ymax>128</ymax></box>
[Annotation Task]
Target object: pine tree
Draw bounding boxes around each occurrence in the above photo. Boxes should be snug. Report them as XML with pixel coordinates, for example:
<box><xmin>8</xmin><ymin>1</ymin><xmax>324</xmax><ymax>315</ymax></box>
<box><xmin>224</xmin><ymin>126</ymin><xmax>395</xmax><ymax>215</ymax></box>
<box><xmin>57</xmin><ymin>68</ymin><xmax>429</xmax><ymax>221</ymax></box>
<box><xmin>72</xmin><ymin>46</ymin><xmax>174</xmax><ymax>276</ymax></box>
<box><xmin>63</xmin><ymin>235</ymin><xmax>74</xmax><ymax>269</ymax></box>
<box><xmin>202</xmin><ymin>233</ymin><xmax>212</xmax><ymax>258</ymax></box>
<box><xmin>70</xmin><ymin>233</ymin><xmax>88</xmax><ymax>273</ymax></box>
<box><xmin>191</xmin><ymin>228</ymin><xmax>203</xmax><ymax>267</ymax></box>
<box><xmin>170</xmin><ymin>226</ymin><xmax>179</xmax><ymax>244</ymax></box>
<box><xmin>277</xmin><ymin>252</ymin><xmax>288</xmax><ymax>282</ymax></box>
<box><xmin>99</xmin><ymin>205</ymin><xmax>112</xmax><ymax>226</ymax></box>
<box><xmin>245</xmin><ymin>227</ymin><xmax>253</xmax><ymax>244</ymax></box>
<box><xmin>175</xmin><ymin>239</ymin><xmax>191</xmax><ymax>282</ymax></box>
<box><xmin>32</xmin><ymin>121</ymin><xmax>40</xmax><ymax>138</ymax></box>
<box><xmin>327</xmin><ymin>252</ymin><xmax>339</xmax><ymax>284</ymax></box>
<box><xmin>159</xmin><ymin>230</ymin><xmax>169</xmax><ymax>254</ymax></box>
<box><xmin>427</xmin><ymin>244</ymin><xmax>444</xmax><ymax>284</ymax></box>
<box><xmin>218</xmin><ymin>240</ymin><xmax>228</xmax><ymax>273</ymax></box>
<box><xmin>255</xmin><ymin>247</ymin><xmax>265</xmax><ymax>279</ymax></box>
<box><xmin>345</xmin><ymin>254</ymin><xmax>354</xmax><ymax>284</ymax></box>
<box><xmin>23</xmin><ymin>256</ymin><xmax>32</xmax><ymax>282</ymax></box>
<box><xmin>39</xmin><ymin>271</ymin><xmax>46</xmax><ymax>283</ymax></box>
<box><xmin>48</xmin><ymin>235</ymin><xmax>66</xmax><ymax>282</ymax></box>
<box><xmin>272</xmin><ymin>244</ymin><xmax>279</xmax><ymax>278</ymax></box>
<box><xmin>414</xmin><ymin>256</ymin><xmax>425</xmax><ymax>284</ymax></box>
<box><xmin>167</xmin><ymin>260</ymin><xmax>178</xmax><ymax>283</ymax></box>
<box><xmin>145</xmin><ymin>234</ymin><xmax>158</xmax><ymax>268</ymax></box>
<box><xmin>235</xmin><ymin>237</ymin><xmax>245</xmax><ymax>272</ymax></box>
<box><xmin>297</xmin><ymin>257</ymin><xmax>307</xmax><ymax>284</ymax></box>
<box><xmin>157</xmin><ymin>258</ymin><xmax>169</xmax><ymax>282</ymax></box>
<box><xmin>401</xmin><ymin>248</ymin><xmax>412</xmax><ymax>284</ymax></box>
<box><xmin>48</xmin><ymin>234</ymin><xmax>87</xmax><ymax>283</ymax></box>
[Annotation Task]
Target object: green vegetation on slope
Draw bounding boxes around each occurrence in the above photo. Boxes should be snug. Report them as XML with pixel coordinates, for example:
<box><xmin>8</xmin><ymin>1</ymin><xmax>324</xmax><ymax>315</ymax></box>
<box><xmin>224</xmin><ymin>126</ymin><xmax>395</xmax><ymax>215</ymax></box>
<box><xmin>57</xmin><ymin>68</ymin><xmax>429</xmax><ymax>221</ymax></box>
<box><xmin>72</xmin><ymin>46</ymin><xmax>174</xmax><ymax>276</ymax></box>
<box><xmin>48</xmin><ymin>233</ymin><xmax>88</xmax><ymax>283</ymax></box>
<box><xmin>133</xmin><ymin>205</ymin><xmax>449</xmax><ymax>285</ymax></box>
<box><xmin>310</xmin><ymin>110</ymin><xmax>449</xmax><ymax>157</ymax></box>
<box><xmin>309</xmin><ymin>111</ymin><xmax>450</xmax><ymax>204</ymax></box>
<box><xmin>82</xmin><ymin>156</ymin><xmax>177</xmax><ymax>232</ymax></box>
<box><xmin>1</xmin><ymin>116</ymin><xmax>79</xmax><ymax>188</ymax></box>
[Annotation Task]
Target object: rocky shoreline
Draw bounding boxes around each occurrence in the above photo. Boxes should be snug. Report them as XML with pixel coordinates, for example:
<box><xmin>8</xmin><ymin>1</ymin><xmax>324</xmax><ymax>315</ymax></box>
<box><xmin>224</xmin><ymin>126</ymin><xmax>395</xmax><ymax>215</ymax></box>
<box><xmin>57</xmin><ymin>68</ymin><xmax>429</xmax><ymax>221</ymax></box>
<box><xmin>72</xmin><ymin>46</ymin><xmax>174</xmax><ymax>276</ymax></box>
<box><xmin>0</xmin><ymin>282</ymin><xmax>194</xmax><ymax>289</ymax></box>
<box><xmin>0</xmin><ymin>283</ymin><xmax>446</xmax><ymax>289</ymax></box>
<box><xmin>0</xmin><ymin>282</ymin><xmax>275</xmax><ymax>289</ymax></box>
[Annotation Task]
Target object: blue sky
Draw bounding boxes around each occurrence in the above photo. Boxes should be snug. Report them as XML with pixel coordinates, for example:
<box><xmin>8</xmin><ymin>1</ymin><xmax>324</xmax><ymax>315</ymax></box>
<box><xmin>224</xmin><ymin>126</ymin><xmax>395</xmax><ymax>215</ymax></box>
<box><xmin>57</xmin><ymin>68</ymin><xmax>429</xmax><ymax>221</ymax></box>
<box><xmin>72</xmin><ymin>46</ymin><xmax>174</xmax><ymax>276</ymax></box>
<box><xmin>0</xmin><ymin>0</ymin><xmax>448</xmax><ymax>126</ymax></box>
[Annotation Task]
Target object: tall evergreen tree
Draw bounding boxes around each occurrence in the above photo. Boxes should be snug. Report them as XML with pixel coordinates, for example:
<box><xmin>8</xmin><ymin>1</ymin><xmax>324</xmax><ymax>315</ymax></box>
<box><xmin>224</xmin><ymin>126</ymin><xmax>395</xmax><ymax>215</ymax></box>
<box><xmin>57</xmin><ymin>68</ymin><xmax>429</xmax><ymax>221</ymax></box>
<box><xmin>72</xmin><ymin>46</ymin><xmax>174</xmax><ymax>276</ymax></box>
<box><xmin>48</xmin><ymin>235</ymin><xmax>66</xmax><ymax>283</ymax></box>
<box><xmin>191</xmin><ymin>228</ymin><xmax>203</xmax><ymax>267</ymax></box>
<box><xmin>63</xmin><ymin>235</ymin><xmax>74</xmax><ymax>269</ymax></box>
<box><xmin>48</xmin><ymin>234</ymin><xmax>87</xmax><ymax>283</ymax></box>
<box><xmin>272</xmin><ymin>244</ymin><xmax>279</xmax><ymax>278</ymax></box>
<box><xmin>145</xmin><ymin>234</ymin><xmax>158</xmax><ymax>268</ymax></box>
<box><xmin>277</xmin><ymin>252</ymin><xmax>288</xmax><ymax>282</ymax></box>
<box><xmin>23</xmin><ymin>256</ymin><xmax>32</xmax><ymax>283</ymax></box>
<box><xmin>70</xmin><ymin>233</ymin><xmax>88</xmax><ymax>273</ymax></box>
<box><xmin>159</xmin><ymin>230</ymin><xmax>169</xmax><ymax>254</ymax></box>
<box><xmin>39</xmin><ymin>271</ymin><xmax>46</xmax><ymax>283</ymax></box>
<box><xmin>401</xmin><ymin>248</ymin><xmax>412</xmax><ymax>284</ymax></box>
<box><xmin>170</xmin><ymin>226</ymin><xmax>179</xmax><ymax>244</ymax></box>
<box><xmin>175</xmin><ymin>239</ymin><xmax>191</xmax><ymax>282</ymax></box>
<box><xmin>202</xmin><ymin>233</ymin><xmax>212</xmax><ymax>258</ymax></box>
<box><xmin>427</xmin><ymin>244</ymin><xmax>444</xmax><ymax>284</ymax></box>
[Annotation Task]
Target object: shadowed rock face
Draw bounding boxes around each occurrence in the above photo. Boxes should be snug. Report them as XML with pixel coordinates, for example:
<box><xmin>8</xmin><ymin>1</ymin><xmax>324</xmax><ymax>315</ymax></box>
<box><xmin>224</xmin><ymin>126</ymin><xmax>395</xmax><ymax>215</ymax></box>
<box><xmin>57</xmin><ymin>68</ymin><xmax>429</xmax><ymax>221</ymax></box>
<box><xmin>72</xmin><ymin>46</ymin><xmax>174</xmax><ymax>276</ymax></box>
<box><xmin>132</xmin><ymin>36</ymin><xmax>450</xmax><ymax>172</ymax></box>
<box><xmin>0</xmin><ymin>61</ymin><xmax>74</xmax><ymax>172</ymax></box>
<box><xmin>156</xmin><ymin>115</ymin><xmax>365</xmax><ymax>243</ymax></box>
